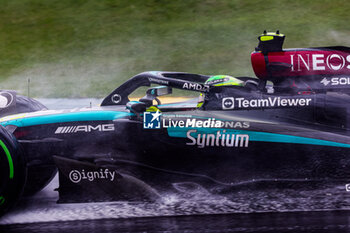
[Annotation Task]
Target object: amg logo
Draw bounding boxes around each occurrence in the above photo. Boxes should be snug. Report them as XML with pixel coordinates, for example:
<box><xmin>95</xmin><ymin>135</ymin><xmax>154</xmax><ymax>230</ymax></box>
<box><xmin>55</xmin><ymin>124</ymin><xmax>115</xmax><ymax>134</ymax></box>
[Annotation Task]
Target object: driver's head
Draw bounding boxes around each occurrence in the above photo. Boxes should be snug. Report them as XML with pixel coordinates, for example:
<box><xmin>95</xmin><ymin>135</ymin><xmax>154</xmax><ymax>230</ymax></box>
<box><xmin>197</xmin><ymin>75</ymin><xmax>244</xmax><ymax>107</ymax></box>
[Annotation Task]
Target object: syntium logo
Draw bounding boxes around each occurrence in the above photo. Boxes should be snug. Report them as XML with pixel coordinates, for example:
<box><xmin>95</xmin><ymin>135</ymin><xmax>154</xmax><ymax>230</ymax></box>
<box><xmin>186</xmin><ymin>129</ymin><xmax>249</xmax><ymax>148</ymax></box>
<box><xmin>55</xmin><ymin>124</ymin><xmax>115</xmax><ymax>134</ymax></box>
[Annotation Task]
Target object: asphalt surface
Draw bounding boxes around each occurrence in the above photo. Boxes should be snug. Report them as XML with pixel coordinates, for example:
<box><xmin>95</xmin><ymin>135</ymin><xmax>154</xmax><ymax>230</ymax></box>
<box><xmin>2</xmin><ymin>210</ymin><xmax>350</xmax><ymax>233</ymax></box>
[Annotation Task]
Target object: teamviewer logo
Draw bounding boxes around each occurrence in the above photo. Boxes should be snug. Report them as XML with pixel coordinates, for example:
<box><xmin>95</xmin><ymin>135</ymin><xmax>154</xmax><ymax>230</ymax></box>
<box><xmin>143</xmin><ymin>110</ymin><xmax>161</xmax><ymax>129</ymax></box>
<box><xmin>222</xmin><ymin>97</ymin><xmax>234</xmax><ymax>110</ymax></box>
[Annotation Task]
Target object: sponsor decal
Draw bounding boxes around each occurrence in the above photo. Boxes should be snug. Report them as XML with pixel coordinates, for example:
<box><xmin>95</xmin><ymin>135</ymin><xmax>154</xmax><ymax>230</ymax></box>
<box><xmin>162</xmin><ymin>117</ymin><xmax>249</xmax><ymax>129</ymax></box>
<box><xmin>186</xmin><ymin>129</ymin><xmax>249</xmax><ymax>148</ymax></box>
<box><xmin>346</xmin><ymin>184</ymin><xmax>350</xmax><ymax>192</ymax></box>
<box><xmin>69</xmin><ymin>168</ymin><xmax>118</xmax><ymax>183</ymax></box>
<box><xmin>143</xmin><ymin>110</ymin><xmax>161</xmax><ymax>129</ymax></box>
<box><xmin>222</xmin><ymin>97</ymin><xmax>234</xmax><ymax>109</ymax></box>
<box><xmin>148</xmin><ymin>77</ymin><xmax>169</xmax><ymax>85</ymax></box>
<box><xmin>111</xmin><ymin>94</ymin><xmax>122</xmax><ymax>104</ymax></box>
<box><xmin>168</xmin><ymin>127</ymin><xmax>350</xmax><ymax>149</ymax></box>
<box><xmin>320</xmin><ymin>78</ymin><xmax>331</xmax><ymax>86</ymax></box>
<box><xmin>0</xmin><ymin>91</ymin><xmax>14</xmax><ymax>109</ymax></box>
<box><xmin>182</xmin><ymin>82</ymin><xmax>210</xmax><ymax>92</ymax></box>
<box><xmin>145</xmin><ymin>113</ymin><xmax>249</xmax><ymax>129</ymax></box>
<box><xmin>290</xmin><ymin>53</ymin><xmax>350</xmax><ymax>72</ymax></box>
<box><xmin>320</xmin><ymin>77</ymin><xmax>350</xmax><ymax>86</ymax></box>
<box><xmin>55</xmin><ymin>124</ymin><xmax>115</xmax><ymax>134</ymax></box>
<box><xmin>222</xmin><ymin>97</ymin><xmax>312</xmax><ymax>109</ymax></box>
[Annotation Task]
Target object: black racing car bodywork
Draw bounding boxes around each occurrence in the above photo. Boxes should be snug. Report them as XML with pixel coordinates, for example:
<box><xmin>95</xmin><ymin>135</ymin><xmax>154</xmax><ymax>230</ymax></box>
<box><xmin>1</xmin><ymin>32</ymin><xmax>350</xmax><ymax>215</ymax></box>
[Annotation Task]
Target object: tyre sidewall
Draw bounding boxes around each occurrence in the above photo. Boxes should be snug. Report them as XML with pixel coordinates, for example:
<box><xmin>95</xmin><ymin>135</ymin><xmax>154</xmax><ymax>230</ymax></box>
<box><xmin>0</xmin><ymin>125</ymin><xmax>26</xmax><ymax>216</ymax></box>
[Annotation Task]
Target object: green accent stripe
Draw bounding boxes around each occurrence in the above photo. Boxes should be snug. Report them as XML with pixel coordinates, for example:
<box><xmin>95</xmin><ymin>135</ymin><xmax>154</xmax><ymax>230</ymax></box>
<box><xmin>0</xmin><ymin>140</ymin><xmax>13</xmax><ymax>179</ymax></box>
<box><xmin>0</xmin><ymin>111</ymin><xmax>133</xmax><ymax>127</ymax></box>
<box><xmin>167</xmin><ymin>127</ymin><xmax>350</xmax><ymax>149</ymax></box>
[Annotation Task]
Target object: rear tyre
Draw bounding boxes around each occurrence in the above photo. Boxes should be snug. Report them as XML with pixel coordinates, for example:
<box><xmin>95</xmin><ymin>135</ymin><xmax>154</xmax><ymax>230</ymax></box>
<box><xmin>0</xmin><ymin>125</ymin><xmax>26</xmax><ymax>216</ymax></box>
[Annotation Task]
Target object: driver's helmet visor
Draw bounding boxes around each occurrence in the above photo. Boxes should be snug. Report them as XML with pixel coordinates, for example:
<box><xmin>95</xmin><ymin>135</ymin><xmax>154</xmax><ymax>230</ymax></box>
<box><xmin>197</xmin><ymin>75</ymin><xmax>244</xmax><ymax>106</ymax></box>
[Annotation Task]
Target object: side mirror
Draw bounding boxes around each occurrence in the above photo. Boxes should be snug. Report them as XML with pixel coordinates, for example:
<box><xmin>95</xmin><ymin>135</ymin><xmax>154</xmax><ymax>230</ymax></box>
<box><xmin>139</xmin><ymin>86</ymin><xmax>172</xmax><ymax>106</ymax></box>
<box><xmin>147</xmin><ymin>86</ymin><xmax>172</xmax><ymax>97</ymax></box>
<box><xmin>126</xmin><ymin>101</ymin><xmax>147</xmax><ymax>114</ymax></box>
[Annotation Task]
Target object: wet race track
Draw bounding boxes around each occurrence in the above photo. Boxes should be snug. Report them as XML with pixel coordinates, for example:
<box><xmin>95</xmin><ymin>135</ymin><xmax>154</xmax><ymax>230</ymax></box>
<box><xmin>1</xmin><ymin>99</ymin><xmax>350</xmax><ymax>232</ymax></box>
<box><xmin>2</xmin><ymin>176</ymin><xmax>350</xmax><ymax>232</ymax></box>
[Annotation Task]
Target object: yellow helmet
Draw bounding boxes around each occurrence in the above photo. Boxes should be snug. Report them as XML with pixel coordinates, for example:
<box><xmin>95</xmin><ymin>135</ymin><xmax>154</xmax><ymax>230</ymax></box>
<box><xmin>197</xmin><ymin>75</ymin><xmax>244</xmax><ymax>107</ymax></box>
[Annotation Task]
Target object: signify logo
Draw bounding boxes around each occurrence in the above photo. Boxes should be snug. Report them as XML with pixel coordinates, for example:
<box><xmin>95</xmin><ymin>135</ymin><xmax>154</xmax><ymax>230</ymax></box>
<box><xmin>186</xmin><ymin>129</ymin><xmax>249</xmax><ymax>148</ymax></box>
<box><xmin>222</xmin><ymin>97</ymin><xmax>312</xmax><ymax>110</ymax></box>
<box><xmin>55</xmin><ymin>124</ymin><xmax>115</xmax><ymax>134</ymax></box>
<box><xmin>143</xmin><ymin>110</ymin><xmax>161</xmax><ymax>129</ymax></box>
<box><xmin>69</xmin><ymin>168</ymin><xmax>118</xmax><ymax>183</ymax></box>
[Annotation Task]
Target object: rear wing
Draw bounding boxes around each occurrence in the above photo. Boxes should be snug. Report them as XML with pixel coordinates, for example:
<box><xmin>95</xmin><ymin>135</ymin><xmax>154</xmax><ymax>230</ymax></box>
<box><xmin>101</xmin><ymin>71</ymin><xmax>210</xmax><ymax>106</ymax></box>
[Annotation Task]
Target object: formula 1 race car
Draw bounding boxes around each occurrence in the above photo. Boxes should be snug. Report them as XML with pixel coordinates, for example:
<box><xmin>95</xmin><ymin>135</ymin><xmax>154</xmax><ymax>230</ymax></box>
<box><xmin>1</xmin><ymin>31</ymin><xmax>350</xmax><ymax>216</ymax></box>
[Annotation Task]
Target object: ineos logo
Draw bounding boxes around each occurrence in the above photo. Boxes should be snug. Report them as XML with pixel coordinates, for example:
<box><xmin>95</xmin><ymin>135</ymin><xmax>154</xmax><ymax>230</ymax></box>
<box><xmin>222</xmin><ymin>97</ymin><xmax>234</xmax><ymax>110</ymax></box>
<box><xmin>326</xmin><ymin>54</ymin><xmax>345</xmax><ymax>71</ymax></box>
<box><xmin>291</xmin><ymin>54</ymin><xmax>350</xmax><ymax>71</ymax></box>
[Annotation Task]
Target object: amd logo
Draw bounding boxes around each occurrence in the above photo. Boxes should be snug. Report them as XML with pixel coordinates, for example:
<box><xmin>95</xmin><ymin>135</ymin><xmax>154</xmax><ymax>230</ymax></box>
<box><xmin>183</xmin><ymin>82</ymin><xmax>210</xmax><ymax>92</ymax></box>
<box><xmin>55</xmin><ymin>124</ymin><xmax>115</xmax><ymax>134</ymax></box>
<box><xmin>291</xmin><ymin>54</ymin><xmax>350</xmax><ymax>72</ymax></box>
